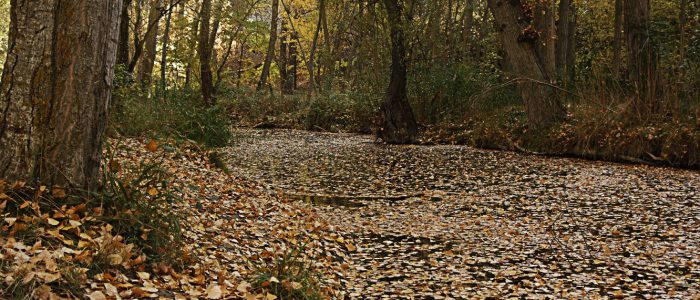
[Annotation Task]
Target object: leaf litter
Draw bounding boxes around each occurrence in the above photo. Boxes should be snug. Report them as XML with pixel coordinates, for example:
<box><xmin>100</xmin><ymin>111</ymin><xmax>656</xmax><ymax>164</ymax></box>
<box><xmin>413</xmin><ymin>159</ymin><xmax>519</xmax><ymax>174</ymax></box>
<box><xmin>223</xmin><ymin>129</ymin><xmax>700</xmax><ymax>299</ymax></box>
<box><xmin>1</xmin><ymin>136</ymin><xmax>350</xmax><ymax>299</ymax></box>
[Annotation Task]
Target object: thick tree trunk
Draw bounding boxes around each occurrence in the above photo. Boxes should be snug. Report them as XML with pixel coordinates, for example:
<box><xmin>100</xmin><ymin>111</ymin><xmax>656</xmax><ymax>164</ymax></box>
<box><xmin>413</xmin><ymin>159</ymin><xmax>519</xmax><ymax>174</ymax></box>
<box><xmin>378</xmin><ymin>0</ymin><xmax>418</xmax><ymax>144</ymax></box>
<box><xmin>533</xmin><ymin>1</ymin><xmax>556</xmax><ymax>76</ymax></box>
<box><xmin>137</xmin><ymin>0</ymin><xmax>162</xmax><ymax>88</ymax></box>
<box><xmin>624</xmin><ymin>0</ymin><xmax>658</xmax><ymax>115</ymax></box>
<box><xmin>0</xmin><ymin>0</ymin><xmax>122</xmax><ymax>191</ymax></box>
<box><xmin>199</xmin><ymin>0</ymin><xmax>214</xmax><ymax>105</ymax></box>
<box><xmin>555</xmin><ymin>0</ymin><xmax>570</xmax><ymax>83</ymax></box>
<box><xmin>613</xmin><ymin>0</ymin><xmax>623</xmax><ymax>78</ymax></box>
<box><xmin>117</xmin><ymin>0</ymin><xmax>133</xmax><ymax>67</ymax></box>
<box><xmin>257</xmin><ymin>0</ymin><xmax>279</xmax><ymax>91</ymax></box>
<box><xmin>488</xmin><ymin>0</ymin><xmax>565</xmax><ymax>128</ymax></box>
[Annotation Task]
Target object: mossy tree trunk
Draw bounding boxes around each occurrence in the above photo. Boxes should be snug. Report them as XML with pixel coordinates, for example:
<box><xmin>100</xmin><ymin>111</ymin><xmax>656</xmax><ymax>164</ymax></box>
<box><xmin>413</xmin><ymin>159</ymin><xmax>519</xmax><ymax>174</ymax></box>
<box><xmin>0</xmin><ymin>0</ymin><xmax>122</xmax><ymax>191</ymax></box>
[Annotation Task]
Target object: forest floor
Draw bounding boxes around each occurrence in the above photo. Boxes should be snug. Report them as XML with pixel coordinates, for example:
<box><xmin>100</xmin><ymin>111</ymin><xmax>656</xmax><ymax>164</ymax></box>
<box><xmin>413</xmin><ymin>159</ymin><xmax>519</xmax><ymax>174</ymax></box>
<box><xmin>222</xmin><ymin>129</ymin><xmax>700</xmax><ymax>299</ymax></box>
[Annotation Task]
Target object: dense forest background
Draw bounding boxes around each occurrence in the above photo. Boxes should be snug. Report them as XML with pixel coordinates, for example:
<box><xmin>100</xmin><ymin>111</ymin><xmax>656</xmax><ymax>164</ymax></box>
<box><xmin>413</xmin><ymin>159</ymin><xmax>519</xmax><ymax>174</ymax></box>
<box><xmin>0</xmin><ymin>0</ymin><xmax>697</xmax><ymax>165</ymax></box>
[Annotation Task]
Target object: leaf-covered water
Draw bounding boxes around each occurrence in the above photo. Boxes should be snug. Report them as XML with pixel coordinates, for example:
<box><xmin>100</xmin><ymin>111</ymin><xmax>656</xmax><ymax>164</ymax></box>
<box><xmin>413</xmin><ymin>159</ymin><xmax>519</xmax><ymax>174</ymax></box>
<box><xmin>223</xmin><ymin>129</ymin><xmax>700</xmax><ymax>299</ymax></box>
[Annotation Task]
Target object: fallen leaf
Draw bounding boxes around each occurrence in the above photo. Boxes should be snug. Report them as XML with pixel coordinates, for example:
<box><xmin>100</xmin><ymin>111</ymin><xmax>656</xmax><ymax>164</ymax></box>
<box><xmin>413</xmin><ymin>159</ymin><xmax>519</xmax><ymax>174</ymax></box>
<box><xmin>237</xmin><ymin>281</ymin><xmax>251</xmax><ymax>293</ymax></box>
<box><xmin>206</xmin><ymin>284</ymin><xmax>223</xmax><ymax>299</ymax></box>
<box><xmin>87</xmin><ymin>291</ymin><xmax>106</xmax><ymax>300</ymax></box>
<box><xmin>146</xmin><ymin>140</ymin><xmax>158</xmax><ymax>152</ymax></box>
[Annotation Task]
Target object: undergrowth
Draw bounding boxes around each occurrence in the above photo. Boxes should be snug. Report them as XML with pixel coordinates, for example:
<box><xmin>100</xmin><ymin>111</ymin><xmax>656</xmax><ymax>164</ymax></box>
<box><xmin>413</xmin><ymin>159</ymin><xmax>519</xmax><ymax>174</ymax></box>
<box><xmin>248</xmin><ymin>242</ymin><xmax>326</xmax><ymax>300</ymax></box>
<box><xmin>111</xmin><ymin>73</ymin><xmax>231</xmax><ymax>148</ymax></box>
<box><xmin>0</xmin><ymin>141</ymin><xmax>187</xmax><ymax>297</ymax></box>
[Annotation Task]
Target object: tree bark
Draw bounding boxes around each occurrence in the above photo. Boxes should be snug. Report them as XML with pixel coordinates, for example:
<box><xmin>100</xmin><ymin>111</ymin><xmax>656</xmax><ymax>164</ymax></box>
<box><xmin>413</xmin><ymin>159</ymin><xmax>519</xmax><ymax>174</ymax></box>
<box><xmin>117</xmin><ymin>0</ymin><xmax>133</xmax><ymax>67</ymax></box>
<box><xmin>185</xmin><ymin>0</ymin><xmax>201</xmax><ymax>89</ymax></box>
<box><xmin>378</xmin><ymin>0</ymin><xmax>418</xmax><ymax>144</ymax></box>
<box><xmin>160</xmin><ymin>1</ymin><xmax>172</xmax><ymax>98</ymax></box>
<box><xmin>488</xmin><ymin>0</ymin><xmax>565</xmax><ymax>128</ymax></box>
<box><xmin>137</xmin><ymin>0</ymin><xmax>162</xmax><ymax>88</ymax></box>
<box><xmin>461</xmin><ymin>0</ymin><xmax>475</xmax><ymax>55</ymax></box>
<box><xmin>533</xmin><ymin>0</ymin><xmax>556</xmax><ymax>77</ymax></box>
<box><xmin>680</xmin><ymin>0</ymin><xmax>688</xmax><ymax>64</ymax></box>
<box><xmin>257</xmin><ymin>0</ymin><xmax>279</xmax><ymax>91</ymax></box>
<box><xmin>566</xmin><ymin>5</ymin><xmax>576</xmax><ymax>85</ymax></box>
<box><xmin>624</xmin><ymin>0</ymin><xmax>658</xmax><ymax>115</ymax></box>
<box><xmin>199</xmin><ymin>0</ymin><xmax>214</xmax><ymax>105</ymax></box>
<box><xmin>0</xmin><ymin>0</ymin><xmax>122</xmax><ymax>190</ymax></box>
<box><xmin>612</xmin><ymin>0</ymin><xmax>623</xmax><ymax>78</ymax></box>
<box><xmin>280</xmin><ymin>18</ymin><xmax>291</xmax><ymax>93</ymax></box>
<box><xmin>555</xmin><ymin>0</ymin><xmax>570</xmax><ymax>83</ymax></box>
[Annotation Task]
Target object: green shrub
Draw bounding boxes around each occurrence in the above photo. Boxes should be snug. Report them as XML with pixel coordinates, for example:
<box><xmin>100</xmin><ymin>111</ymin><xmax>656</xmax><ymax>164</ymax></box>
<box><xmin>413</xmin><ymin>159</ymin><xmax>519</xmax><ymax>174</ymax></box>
<box><xmin>408</xmin><ymin>63</ymin><xmax>521</xmax><ymax>124</ymax></box>
<box><xmin>111</xmin><ymin>85</ymin><xmax>231</xmax><ymax>148</ymax></box>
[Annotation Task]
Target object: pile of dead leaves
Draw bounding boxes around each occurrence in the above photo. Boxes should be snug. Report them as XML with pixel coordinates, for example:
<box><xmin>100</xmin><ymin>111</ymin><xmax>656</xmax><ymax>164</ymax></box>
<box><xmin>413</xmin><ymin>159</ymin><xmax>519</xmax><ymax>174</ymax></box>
<box><xmin>1</xmin><ymin>137</ymin><xmax>352</xmax><ymax>299</ymax></box>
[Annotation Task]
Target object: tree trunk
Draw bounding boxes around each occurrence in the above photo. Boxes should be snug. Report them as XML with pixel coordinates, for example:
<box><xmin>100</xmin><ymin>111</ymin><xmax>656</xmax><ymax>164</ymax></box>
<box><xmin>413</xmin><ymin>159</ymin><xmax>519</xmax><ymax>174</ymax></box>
<box><xmin>199</xmin><ymin>0</ymin><xmax>214</xmax><ymax>105</ymax></box>
<box><xmin>307</xmin><ymin>0</ymin><xmax>322</xmax><ymax>91</ymax></box>
<box><xmin>257</xmin><ymin>0</ymin><xmax>279</xmax><ymax>91</ymax></box>
<box><xmin>160</xmin><ymin>1</ymin><xmax>172</xmax><ymax>98</ymax></box>
<box><xmin>137</xmin><ymin>0</ymin><xmax>162</xmax><ymax>88</ymax></box>
<box><xmin>624</xmin><ymin>0</ymin><xmax>658</xmax><ymax>115</ymax></box>
<box><xmin>461</xmin><ymin>0</ymin><xmax>475</xmax><ymax>57</ymax></box>
<box><xmin>280</xmin><ymin>18</ymin><xmax>291</xmax><ymax>93</ymax></box>
<box><xmin>117</xmin><ymin>0</ymin><xmax>133</xmax><ymax>67</ymax></box>
<box><xmin>680</xmin><ymin>0</ymin><xmax>688</xmax><ymax>64</ymax></box>
<box><xmin>566</xmin><ymin>5</ymin><xmax>576</xmax><ymax>85</ymax></box>
<box><xmin>0</xmin><ymin>0</ymin><xmax>122</xmax><ymax>191</ymax></box>
<box><xmin>533</xmin><ymin>0</ymin><xmax>556</xmax><ymax>76</ymax></box>
<box><xmin>185</xmin><ymin>0</ymin><xmax>201</xmax><ymax>89</ymax></box>
<box><xmin>613</xmin><ymin>0</ymin><xmax>623</xmax><ymax>78</ymax></box>
<box><xmin>555</xmin><ymin>0</ymin><xmax>570</xmax><ymax>83</ymax></box>
<box><xmin>290</xmin><ymin>31</ymin><xmax>298</xmax><ymax>90</ymax></box>
<box><xmin>488</xmin><ymin>0</ymin><xmax>565</xmax><ymax>128</ymax></box>
<box><xmin>378</xmin><ymin>0</ymin><xmax>418</xmax><ymax>144</ymax></box>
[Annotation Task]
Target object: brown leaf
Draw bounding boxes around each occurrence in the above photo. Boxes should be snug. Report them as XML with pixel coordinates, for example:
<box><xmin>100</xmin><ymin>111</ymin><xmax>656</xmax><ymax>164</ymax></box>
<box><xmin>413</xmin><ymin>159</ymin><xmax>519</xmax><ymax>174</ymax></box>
<box><xmin>51</xmin><ymin>188</ymin><xmax>66</xmax><ymax>199</ymax></box>
<box><xmin>146</xmin><ymin>140</ymin><xmax>158</xmax><ymax>152</ymax></box>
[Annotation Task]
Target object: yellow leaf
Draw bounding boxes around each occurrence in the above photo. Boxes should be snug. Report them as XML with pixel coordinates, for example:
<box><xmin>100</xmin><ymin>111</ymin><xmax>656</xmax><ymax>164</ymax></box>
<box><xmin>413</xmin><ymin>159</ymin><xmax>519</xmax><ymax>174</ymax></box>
<box><xmin>148</xmin><ymin>188</ymin><xmax>158</xmax><ymax>196</ymax></box>
<box><xmin>46</xmin><ymin>218</ymin><xmax>60</xmax><ymax>226</ymax></box>
<box><xmin>346</xmin><ymin>243</ymin><xmax>357</xmax><ymax>252</ymax></box>
<box><xmin>146</xmin><ymin>140</ymin><xmax>158</xmax><ymax>152</ymax></box>
<box><xmin>266</xmin><ymin>293</ymin><xmax>277</xmax><ymax>300</ymax></box>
